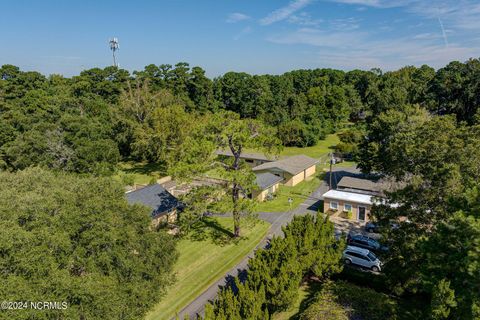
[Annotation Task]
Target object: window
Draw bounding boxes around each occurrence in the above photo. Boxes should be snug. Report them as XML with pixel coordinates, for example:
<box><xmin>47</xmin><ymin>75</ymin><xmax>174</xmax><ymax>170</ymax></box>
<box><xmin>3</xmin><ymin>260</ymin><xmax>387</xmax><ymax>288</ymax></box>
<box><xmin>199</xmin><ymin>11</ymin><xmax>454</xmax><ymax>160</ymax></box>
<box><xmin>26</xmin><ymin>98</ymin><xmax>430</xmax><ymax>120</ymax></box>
<box><xmin>344</xmin><ymin>203</ymin><xmax>352</xmax><ymax>212</ymax></box>
<box><xmin>330</xmin><ymin>201</ymin><xmax>338</xmax><ymax>210</ymax></box>
<box><xmin>348</xmin><ymin>252</ymin><xmax>367</xmax><ymax>260</ymax></box>
<box><xmin>367</xmin><ymin>252</ymin><xmax>377</xmax><ymax>261</ymax></box>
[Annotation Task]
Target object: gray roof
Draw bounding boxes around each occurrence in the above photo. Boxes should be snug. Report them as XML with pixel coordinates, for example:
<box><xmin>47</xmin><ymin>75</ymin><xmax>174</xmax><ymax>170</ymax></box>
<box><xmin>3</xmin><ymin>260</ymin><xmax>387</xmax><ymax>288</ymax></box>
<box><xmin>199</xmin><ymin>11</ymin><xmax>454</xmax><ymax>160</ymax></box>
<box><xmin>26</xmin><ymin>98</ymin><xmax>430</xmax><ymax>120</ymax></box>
<box><xmin>337</xmin><ymin>177</ymin><xmax>380</xmax><ymax>192</ymax></box>
<box><xmin>126</xmin><ymin>184</ymin><xmax>179</xmax><ymax>218</ymax></box>
<box><xmin>252</xmin><ymin>155</ymin><xmax>318</xmax><ymax>175</ymax></box>
<box><xmin>336</xmin><ymin>176</ymin><xmax>390</xmax><ymax>197</ymax></box>
<box><xmin>216</xmin><ymin>150</ymin><xmax>277</xmax><ymax>162</ymax></box>
<box><xmin>255</xmin><ymin>172</ymin><xmax>283</xmax><ymax>190</ymax></box>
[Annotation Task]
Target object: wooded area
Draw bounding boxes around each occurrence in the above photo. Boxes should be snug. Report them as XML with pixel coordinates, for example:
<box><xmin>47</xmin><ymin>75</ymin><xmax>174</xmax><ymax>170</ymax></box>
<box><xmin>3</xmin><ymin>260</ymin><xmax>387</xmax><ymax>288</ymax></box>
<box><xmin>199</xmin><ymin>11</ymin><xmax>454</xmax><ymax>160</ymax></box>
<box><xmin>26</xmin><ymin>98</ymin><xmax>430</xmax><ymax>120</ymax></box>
<box><xmin>1</xmin><ymin>59</ymin><xmax>479</xmax><ymax>175</ymax></box>
<box><xmin>1</xmin><ymin>58</ymin><xmax>480</xmax><ymax>319</ymax></box>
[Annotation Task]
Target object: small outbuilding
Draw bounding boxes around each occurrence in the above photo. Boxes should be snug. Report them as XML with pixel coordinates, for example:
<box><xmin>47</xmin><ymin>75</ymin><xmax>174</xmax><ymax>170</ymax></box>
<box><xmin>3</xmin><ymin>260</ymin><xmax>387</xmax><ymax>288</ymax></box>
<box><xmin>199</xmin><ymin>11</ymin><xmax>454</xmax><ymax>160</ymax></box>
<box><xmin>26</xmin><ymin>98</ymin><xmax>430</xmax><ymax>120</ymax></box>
<box><xmin>252</xmin><ymin>172</ymin><xmax>283</xmax><ymax>201</ymax></box>
<box><xmin>252</xmin><ymin>155</ymin><xmax>318</xmax><ymax>186</ymax></box>
<box><xmin>126</xmin><ymin>184</ymin><xmax>180</xmax><ymax>227</ymax></box>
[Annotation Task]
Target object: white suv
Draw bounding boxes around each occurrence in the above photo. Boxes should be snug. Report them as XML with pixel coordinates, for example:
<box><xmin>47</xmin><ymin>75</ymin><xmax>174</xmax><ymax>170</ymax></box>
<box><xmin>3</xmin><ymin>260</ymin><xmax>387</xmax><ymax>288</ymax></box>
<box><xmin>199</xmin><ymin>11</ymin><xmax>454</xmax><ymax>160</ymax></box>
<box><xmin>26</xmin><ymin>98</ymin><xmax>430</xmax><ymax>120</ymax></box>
<box><xmin>342</xmin><ymin>245</ymin><xmax>382</xmax><ymax>272</ymax></box>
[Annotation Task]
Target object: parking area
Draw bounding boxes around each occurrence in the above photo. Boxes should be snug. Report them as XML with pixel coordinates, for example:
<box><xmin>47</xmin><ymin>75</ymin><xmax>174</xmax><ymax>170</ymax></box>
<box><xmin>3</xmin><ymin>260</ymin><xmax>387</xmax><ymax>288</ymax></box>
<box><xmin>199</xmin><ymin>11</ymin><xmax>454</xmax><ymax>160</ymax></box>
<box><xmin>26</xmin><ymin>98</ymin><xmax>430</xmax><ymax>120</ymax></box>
<box><xmin>330</xmin><ymin>215</ymin><xmax>381</xmax><ymax>239</ymax></box>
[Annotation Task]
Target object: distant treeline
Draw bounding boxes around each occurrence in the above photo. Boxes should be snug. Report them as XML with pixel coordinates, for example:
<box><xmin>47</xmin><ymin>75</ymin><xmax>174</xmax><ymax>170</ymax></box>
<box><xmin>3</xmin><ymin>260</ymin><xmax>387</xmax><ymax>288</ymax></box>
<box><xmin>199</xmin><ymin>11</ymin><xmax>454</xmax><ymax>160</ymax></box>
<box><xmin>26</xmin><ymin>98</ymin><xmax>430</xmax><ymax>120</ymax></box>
<box><xmin>1</xmin><ymin>58</ymin><xmax>479</xmax><ymax>174</ymax></box>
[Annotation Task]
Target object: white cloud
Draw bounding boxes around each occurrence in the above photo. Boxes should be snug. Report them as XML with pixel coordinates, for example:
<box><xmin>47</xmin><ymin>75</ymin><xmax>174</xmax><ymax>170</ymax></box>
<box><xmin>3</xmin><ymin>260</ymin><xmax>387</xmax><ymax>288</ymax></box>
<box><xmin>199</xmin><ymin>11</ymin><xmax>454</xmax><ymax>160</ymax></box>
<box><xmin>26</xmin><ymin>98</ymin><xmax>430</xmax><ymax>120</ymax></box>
<box><xmin>233</xmin><ymin>26</ymin><xmax>253</xmax><ymax>40</ymax></box>
<box><xmin>329</xmin><ymin>0</ymin><xmax>480</xmax><ymax>30</ymax></box>
<box><xmin>412</xmin><ymin>33</ymin><xmax>440</xmax><ymax>40</ymax></box>
<box><xmin>267</xmin><ymin>28</ymin><xmax>366</xmax><ymax>48</ymax></box>
<box><xmin>288</xmin><ymin>12</ymin><xmax>323</xmax><ymax>27</ymax></box>
<box><xmin>260</xmin><ymin>0</ymin><xmax>314</xmax><ymax>25</ymax></box>
<box><xmin>330</xmin><ymin>17</ymin><xmax>361</xmax><ymax>30</ymax></box>
<box><xmin>333</xmin><ymin>0</ymin><xmax>383</xmax><ymax>6</ymax></box>
<box><xmin>226</xmin><ymin>12</ymin><xmax>251</xmax><ymax>23</ymax></box>
<box><xmin>266</xmin><ymin>27</ymin><xmax>478</xmax><ymax>70</ymax></box>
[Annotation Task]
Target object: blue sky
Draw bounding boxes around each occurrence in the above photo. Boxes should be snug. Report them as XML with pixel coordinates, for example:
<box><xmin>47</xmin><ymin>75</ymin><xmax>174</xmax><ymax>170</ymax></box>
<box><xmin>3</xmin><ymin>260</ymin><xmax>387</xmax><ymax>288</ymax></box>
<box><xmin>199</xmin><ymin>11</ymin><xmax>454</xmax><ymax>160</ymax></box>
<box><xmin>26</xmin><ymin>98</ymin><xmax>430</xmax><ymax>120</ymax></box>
<box><xmin>1</xmin><ymin>0</ymin><xmax>479</xmax><ymax>77</ymax></box>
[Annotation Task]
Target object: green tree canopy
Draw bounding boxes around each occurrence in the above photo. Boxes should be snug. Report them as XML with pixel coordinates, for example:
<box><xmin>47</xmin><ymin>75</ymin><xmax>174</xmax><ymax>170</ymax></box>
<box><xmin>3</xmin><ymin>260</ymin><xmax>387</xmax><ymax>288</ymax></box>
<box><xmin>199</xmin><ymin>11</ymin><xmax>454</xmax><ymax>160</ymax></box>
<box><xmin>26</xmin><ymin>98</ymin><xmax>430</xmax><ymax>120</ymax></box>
<box><xmin>0</xmin><ymin>168</ymin><xmax>177</xmax><ymax>319</ymax></box>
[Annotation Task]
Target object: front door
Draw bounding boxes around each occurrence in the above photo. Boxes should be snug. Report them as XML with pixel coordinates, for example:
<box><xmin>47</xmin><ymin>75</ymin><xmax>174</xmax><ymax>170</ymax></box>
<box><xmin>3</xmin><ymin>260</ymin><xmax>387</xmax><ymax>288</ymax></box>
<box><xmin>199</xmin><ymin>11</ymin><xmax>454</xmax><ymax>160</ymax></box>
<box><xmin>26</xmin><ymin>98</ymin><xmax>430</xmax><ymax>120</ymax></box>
<box><xmin>358</xmin><ymin>206</ymin><xmax>366</xmax><ymax>221</ymax></box>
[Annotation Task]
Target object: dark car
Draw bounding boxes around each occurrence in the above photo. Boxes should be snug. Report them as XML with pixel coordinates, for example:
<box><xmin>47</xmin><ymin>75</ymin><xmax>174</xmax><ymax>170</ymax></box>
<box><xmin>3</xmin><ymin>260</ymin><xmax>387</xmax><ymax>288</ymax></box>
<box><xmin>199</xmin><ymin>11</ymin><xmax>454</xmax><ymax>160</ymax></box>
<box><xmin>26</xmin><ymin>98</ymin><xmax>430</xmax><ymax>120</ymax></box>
<box><xmin>365</xmin><ymin>221</ymin><xmax>399</xmax><ymax>233</ymax></box>
<box><xmin>347</xmin><ymin>234</ymin><xmax>388</xmax><ymax>253</ymax></box>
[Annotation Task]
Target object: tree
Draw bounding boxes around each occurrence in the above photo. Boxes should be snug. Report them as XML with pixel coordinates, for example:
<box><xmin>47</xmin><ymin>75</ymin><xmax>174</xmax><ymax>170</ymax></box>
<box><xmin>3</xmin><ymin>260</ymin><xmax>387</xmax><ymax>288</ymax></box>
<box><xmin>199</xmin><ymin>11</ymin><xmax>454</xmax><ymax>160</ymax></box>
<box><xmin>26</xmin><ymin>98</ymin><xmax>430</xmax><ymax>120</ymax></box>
<box><xmin>207</xmin><ymin>214</ymin><xmax>344</xmax><ymax>318</ymax></box>
<box><xmin>115</xmin><ymin>79</ymin><xmax>192</xmax><ymax>163</ymax></box>
<box><xmin>0</xmin><ymin>168</ymin><xmax>177</xmax><ymax>320</ymax></box>
<box><xmin>431</xmin><ymin>279</ymin><xmax>457</xmax><ymax>320</ymax></box>
<box><xmin>171</xmin><ymin>110</ymin><xmax>281</xmax><ymax>237</ymax></box>
<box><xmin>282</xmin><ymin>215</ymin><xmax>344</xmax><ymax>279</ymax></box>
<box><xmin>360</xmin><ymin>106</ymin><xmax>480</xmax><ymax>318</ymax></box>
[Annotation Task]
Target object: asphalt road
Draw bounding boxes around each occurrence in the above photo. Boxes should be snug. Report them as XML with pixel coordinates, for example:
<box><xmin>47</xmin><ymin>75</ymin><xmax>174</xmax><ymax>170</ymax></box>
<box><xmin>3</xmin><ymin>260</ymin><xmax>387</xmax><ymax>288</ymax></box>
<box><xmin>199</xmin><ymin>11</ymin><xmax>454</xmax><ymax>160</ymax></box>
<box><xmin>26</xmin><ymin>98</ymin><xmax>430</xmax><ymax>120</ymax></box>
<box><xmin>174</xmin><ymin>166</ymin><xmax>361</xmax><ymax>320</ymax></box>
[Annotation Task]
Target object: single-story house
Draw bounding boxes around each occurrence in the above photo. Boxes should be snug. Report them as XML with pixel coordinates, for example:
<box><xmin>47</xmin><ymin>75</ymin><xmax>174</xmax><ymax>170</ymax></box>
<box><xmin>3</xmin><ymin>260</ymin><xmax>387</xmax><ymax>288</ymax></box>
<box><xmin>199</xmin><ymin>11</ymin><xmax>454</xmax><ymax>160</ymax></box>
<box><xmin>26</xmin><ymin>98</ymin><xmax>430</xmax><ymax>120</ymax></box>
<box><xmin>322</xmin><ymin>189</ymin><xmax>374</xmax><ymax>222</ymax></box>
<box><xmin>252</xmin><ymin>172</ymin><xmax>283</xmax><ymax>202</ymax></box>
<box><xmin>252</xmin><ymin>155</ymin><xmax>318</xmax><ymax>186</ymax></box>
<box><xmin>216</xmin><ymin>150</ymin><xmax>277</xmax><ymax>167</ymax></box>
<box><xmin>126</xmin><ymin>184</ymin><xmax>180</xmax><ymax>227</ymax></box>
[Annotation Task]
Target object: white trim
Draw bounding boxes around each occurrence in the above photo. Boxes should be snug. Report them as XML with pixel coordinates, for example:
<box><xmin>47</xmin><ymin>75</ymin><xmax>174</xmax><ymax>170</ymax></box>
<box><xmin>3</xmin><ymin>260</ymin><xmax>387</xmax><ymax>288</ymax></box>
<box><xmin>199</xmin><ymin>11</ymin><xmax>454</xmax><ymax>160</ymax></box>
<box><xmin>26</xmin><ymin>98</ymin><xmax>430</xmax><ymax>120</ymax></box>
<box><xmin>358</xmin><ymin>206</ymin><xmax>366</xmax><ymax>221</ymax></box>
<box><xmin>344</xmin><ymin>203</ymin><xmax>352</xmax><ymax>212</ymax></box>
<box><xmin>322</xmin><ymin>190</ymin><xmax>373</xmax><ymax>205</ymax></box>
<box><xmin>330</xmin><ymin>201</ymin><xmax>339</xmax><ymax>210</ymax></box>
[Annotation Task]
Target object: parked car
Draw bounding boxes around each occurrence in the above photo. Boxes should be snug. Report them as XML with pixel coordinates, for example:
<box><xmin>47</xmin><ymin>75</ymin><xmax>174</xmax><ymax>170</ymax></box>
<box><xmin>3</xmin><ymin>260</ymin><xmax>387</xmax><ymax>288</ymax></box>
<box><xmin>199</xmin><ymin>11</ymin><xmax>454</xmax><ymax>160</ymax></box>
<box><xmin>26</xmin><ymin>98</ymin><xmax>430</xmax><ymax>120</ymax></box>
<box><xmin>347</xmin><ymin>234</ymin><xmax>389</xmax><ymax>253</ymax></box>
<box><xmin>365</xmin><ymin>221</ymin><xmax>399</xmax><ymax>233</ymax></box>
<box><xmin>343</xmin><ymin>245</ymin><xmax>382</xmax><ymax>272</ymax></box>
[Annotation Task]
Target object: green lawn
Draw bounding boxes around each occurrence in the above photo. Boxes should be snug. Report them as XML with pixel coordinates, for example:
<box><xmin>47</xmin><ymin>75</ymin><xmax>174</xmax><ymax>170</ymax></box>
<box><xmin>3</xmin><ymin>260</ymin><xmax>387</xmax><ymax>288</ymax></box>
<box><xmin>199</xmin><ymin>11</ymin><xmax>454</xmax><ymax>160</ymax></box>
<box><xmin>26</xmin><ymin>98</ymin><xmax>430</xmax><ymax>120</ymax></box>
<box><xmin>203</xmin><ymin>167</ymin><xmax>224</xmax><ymax>179</ymax></box>
<box><xmin>317</xmin><ymin>160</ymin><xmax>357</xmax><ymax>171</ymax></box>
<box><xmin>280</xmin><ymin>133</ymin><xmax>340</xmax><ymax>159</ymax></box>
<box><xmin>145</xmin><ymin>217</ymin><xmax>270</xmax><ymax>320</ymax></box>
<box><xmin>113</xmin><ymin>161</ymin><xmax>166</xmax><ymax>186</ymax></box>
<box><xmin>272</xmin><ymin>283</ymin><xmax>313</xmax><ymax>320</ymax></box>
<box><xmin>255</xmin><ymin>171</ymin><xmax>324</xmax><ymax>213</ymax></box>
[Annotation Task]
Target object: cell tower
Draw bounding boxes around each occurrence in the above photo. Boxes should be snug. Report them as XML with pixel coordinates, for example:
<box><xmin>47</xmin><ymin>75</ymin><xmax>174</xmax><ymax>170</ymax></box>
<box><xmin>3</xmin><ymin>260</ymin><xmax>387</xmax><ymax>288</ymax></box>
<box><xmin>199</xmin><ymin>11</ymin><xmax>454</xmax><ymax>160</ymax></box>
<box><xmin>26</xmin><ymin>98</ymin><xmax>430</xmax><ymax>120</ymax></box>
<box><xmin>109</xmin><ymin>37</ymin><xmax>119</xmax><ymax>67</ymax></box>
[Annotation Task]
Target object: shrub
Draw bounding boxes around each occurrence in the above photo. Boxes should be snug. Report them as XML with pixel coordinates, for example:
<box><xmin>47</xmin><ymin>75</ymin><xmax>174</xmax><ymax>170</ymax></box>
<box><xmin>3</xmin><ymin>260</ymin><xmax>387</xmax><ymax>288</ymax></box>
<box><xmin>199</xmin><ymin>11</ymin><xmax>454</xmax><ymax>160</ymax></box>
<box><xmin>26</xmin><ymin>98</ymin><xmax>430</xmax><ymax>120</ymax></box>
<box><xmin>300</xmin><ymin>280</ymin><xmax>398</xmax><ymax>320</ymax></box>
<box><xmin>299</xmin><ymin>283</ymin><xmax>349</xmax><ymax>320</ymax></box>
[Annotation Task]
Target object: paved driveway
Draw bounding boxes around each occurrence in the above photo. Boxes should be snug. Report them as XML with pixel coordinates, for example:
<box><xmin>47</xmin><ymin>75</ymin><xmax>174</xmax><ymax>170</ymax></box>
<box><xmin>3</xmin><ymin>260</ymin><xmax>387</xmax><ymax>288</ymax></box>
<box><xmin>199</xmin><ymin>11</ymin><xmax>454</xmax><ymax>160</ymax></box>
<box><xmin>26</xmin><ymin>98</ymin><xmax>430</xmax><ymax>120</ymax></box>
<box><xmin>175</xmin><ymin>166</ymin><xmax>363</xmax><ymax>319</ymax></box>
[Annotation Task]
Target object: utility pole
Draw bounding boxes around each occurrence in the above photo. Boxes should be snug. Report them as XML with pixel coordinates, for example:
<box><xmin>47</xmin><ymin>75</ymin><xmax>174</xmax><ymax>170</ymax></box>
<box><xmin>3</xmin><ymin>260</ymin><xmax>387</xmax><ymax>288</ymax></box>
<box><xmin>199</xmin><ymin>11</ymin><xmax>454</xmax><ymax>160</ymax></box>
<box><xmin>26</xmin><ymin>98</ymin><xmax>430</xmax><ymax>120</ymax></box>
<box><xmin>109</xmin><ymin>37</ymin><xmax>119</xmax><ymax>67</ymax></box>
<box><xmin>329</xmin><ymin>153</ymin><xmax>335</xmax><ymax>190</ymax></box>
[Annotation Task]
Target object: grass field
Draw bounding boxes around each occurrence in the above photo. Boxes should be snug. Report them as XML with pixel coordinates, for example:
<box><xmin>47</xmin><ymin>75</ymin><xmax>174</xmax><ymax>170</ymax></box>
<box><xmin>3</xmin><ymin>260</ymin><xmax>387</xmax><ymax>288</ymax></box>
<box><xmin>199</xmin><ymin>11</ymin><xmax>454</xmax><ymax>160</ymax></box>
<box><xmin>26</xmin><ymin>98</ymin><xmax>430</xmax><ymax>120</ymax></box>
<box><xmin>255</xmin><ymin>171</ymin><xmax>324</xmax><ymax>213</ymax></box>
<box><xmin>280</xmin><ymin>133</ymin><xmax>340</xmax><ymax>159</ymax></box>
<box><xmin>272</xmin><ymin>283</ymin><xmax>312</xmax><ymax>320</ymax></box>
<box><xmin>317</xmin><ymin>160</ymin><xmax>357</xmax><ymax>171</ymax></box>
<box><xmin>113</xmin><ymin>161</ymin><xmax>166</xmax><ymax>186</ymax></box>
<box><xmin>145</xmin><ymin>217</ymin><xmax>270</xmax><ymax>320</ymax></box>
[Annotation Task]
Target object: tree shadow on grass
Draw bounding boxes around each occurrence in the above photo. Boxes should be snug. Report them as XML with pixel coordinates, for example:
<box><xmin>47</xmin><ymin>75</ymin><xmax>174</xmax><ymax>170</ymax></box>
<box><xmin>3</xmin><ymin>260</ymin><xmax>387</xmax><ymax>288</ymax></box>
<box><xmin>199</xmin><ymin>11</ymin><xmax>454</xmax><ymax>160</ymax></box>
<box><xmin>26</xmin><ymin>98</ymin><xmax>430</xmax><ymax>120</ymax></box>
<box><xmin>287</xmin><ymin>280</ymin><xmax>324</xmax><ymax>320</ymax></box>
<box><xmin>188</xmin><ymin>217</ymin><xmax>237</xmax><ymax>246</ymax></box>
<box><xmin>121</xmin><ymin>161</ymin><xmax>166</xmax><ymax>176</ymax></box>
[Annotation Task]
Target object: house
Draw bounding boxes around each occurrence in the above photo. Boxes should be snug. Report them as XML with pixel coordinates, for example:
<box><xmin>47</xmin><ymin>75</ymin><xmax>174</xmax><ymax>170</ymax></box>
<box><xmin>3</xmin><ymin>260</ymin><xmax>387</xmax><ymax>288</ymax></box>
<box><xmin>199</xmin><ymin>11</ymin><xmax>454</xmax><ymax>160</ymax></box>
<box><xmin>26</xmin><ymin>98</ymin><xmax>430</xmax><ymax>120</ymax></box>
<box><xmin>322</xmin><ymin>189</ymin><xmax>375</xmax><ymax>222</ymax></box>
<box><xmin>252</xmin><ymin>172</ymin><xmax>283</xmax><ymax>201</ymax></box>
<box><xmin>126</xmin><ymin>184</ymin><xmax>180</xmax><ymax>227</ymax></box>
<box><xmin>322</xmin><ymin>176</ymin><xmax>395</xmax><ymax>222</ymax></box>
<box><xmin>252</xmin><ymin>155</ymin><xmax>318</xmax><ymax>186</ymax></box>
<box><xmin>216</xmin><ymin>150</ymin><xmax>277</xmax><ymax>167</ymax></box>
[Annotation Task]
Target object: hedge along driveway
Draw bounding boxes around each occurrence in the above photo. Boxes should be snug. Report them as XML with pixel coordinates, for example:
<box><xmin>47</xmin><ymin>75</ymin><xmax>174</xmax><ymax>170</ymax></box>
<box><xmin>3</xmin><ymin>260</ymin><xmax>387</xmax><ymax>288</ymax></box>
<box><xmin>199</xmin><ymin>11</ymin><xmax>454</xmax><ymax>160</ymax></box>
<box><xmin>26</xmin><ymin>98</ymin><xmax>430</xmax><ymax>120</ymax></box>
<box><xmin>145</xmin><ymin>217</ymin><xmax>270</xmax><ymax>320</ymax></box>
